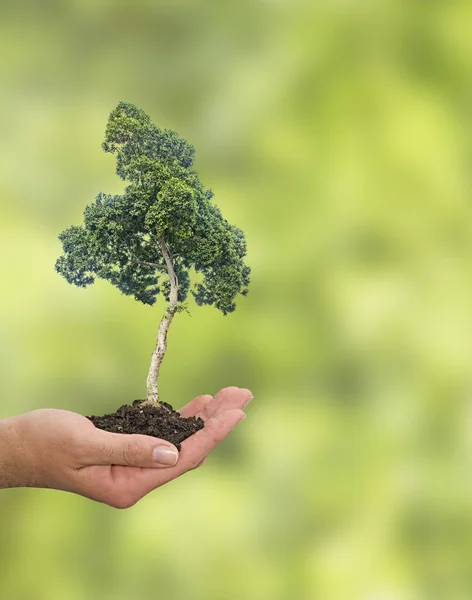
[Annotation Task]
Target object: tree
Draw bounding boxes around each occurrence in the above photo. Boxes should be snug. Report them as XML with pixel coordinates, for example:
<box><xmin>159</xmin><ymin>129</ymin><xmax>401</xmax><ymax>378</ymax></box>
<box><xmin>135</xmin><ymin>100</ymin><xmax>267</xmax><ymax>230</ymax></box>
<box><xmin>56</xmin><ymin>102</ymin><xmax>250</xmax><ymax>404</ymax></box>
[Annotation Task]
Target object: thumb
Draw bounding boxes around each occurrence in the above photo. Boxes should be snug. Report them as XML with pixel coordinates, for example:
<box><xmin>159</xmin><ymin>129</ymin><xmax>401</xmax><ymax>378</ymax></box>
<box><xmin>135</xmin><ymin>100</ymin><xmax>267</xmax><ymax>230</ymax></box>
<box><xmin>88</xmin><ymin>430</ymin><xmax>179</xmax><ymax>468</ymax></box>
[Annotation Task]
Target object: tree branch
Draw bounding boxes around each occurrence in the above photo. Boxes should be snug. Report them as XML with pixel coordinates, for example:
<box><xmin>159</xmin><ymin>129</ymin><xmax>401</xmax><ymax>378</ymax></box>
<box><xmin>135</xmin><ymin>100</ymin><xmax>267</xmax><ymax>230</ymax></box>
<box><xmin>132</xmin><ymin>260</ymin><xmax>166</xmax><ymax>270</ymax></box>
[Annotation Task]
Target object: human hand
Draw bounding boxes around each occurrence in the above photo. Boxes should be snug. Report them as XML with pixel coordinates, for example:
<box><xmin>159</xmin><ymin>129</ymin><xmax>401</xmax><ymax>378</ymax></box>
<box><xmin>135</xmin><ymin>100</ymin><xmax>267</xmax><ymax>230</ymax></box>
<box><xmin>0</xmin><ymin>387</ymin><xmax>253</xmax><ymax>508</ymax></box>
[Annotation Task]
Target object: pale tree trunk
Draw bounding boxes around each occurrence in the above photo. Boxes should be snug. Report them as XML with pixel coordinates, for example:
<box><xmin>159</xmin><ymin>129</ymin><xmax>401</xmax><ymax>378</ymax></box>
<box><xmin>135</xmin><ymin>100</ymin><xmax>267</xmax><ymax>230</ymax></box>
<box><xmin>145</xmin><ymin>236</ymin><xmax>179</xmax><ymax>403</ymax></box>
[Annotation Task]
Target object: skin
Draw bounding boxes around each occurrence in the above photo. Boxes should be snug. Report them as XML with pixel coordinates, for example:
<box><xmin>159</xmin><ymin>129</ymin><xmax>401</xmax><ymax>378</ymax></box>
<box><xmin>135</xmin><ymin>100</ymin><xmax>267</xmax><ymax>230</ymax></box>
<box><xmin>0</xmin><ymin>386</ymin><xmax>253</xmax><ymax>509</ymax></box>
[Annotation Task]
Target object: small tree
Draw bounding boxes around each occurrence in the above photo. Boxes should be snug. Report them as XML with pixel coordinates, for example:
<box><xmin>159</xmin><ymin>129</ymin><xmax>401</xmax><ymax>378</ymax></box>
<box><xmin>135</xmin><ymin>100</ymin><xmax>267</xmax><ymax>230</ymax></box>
<box><xmin>56</xmin><ymin>102</ymin><xmax>250</xmax><ymax>404</ymax></box>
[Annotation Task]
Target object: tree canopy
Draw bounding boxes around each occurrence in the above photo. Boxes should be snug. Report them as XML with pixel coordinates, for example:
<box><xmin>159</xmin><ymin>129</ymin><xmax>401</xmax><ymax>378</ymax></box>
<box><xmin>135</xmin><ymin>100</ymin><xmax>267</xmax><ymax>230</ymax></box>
<box><xmin>55</xmin><ymin>102</ymin><xmax>250</xmax><ymax>315</ymax></box>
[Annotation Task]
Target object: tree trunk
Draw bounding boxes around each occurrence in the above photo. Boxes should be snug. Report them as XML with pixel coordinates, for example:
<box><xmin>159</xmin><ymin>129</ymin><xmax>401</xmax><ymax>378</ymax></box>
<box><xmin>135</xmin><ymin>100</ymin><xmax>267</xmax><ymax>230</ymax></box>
<box><xmin>145</xmin><ymin>236</ymin><xmax>179</xmax><ymax>403</ymax></box>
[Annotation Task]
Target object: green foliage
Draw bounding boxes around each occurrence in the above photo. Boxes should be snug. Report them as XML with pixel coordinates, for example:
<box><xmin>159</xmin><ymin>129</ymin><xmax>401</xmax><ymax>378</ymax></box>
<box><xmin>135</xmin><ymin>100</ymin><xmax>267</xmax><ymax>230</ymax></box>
<box><xmin>55</xmin><ymin>102</ymin><xmax>250</xmax><ymax>313</ymax></box>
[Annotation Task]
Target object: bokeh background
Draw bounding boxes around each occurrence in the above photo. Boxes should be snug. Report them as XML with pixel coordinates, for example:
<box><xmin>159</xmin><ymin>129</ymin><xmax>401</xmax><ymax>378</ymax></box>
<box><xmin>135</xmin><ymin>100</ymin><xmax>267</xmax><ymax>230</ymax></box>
<box><xmin>1</xmin><ymin>1</ymin><xmax>472</xmax><ymax>598</ymax></box>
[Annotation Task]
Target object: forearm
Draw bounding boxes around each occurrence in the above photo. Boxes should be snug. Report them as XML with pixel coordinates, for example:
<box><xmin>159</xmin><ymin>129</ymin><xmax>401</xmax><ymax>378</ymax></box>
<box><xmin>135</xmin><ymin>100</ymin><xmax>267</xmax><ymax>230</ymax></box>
<box><xmin>0</xmin><ymin>417</ymin><xmax>28</xmax><ymax>489</ymax></box>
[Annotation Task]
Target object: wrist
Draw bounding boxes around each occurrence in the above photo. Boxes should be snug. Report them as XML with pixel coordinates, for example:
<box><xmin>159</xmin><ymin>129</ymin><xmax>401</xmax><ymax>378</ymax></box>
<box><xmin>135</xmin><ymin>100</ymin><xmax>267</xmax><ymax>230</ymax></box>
<box><xmin>0</xmin><ymin>417</ymin><xmax>30</xmax><ymax>489</ymax></box>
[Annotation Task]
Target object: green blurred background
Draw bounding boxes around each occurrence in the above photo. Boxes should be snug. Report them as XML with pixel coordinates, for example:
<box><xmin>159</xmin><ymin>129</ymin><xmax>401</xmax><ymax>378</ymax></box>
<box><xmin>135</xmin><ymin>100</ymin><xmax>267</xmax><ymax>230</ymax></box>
<box><xmin>1</xmin><ymin>1</ymin><xmax>472</xmax><ymax>598</ymax></box>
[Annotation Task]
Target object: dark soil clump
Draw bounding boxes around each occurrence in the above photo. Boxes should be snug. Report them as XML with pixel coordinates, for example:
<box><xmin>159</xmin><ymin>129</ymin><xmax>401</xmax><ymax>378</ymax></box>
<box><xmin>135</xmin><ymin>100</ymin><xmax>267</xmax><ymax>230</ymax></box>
<box><xmin>87</xmin><ymin>400</ymin><xmax>204</xmax><ymax>450</ymax></box>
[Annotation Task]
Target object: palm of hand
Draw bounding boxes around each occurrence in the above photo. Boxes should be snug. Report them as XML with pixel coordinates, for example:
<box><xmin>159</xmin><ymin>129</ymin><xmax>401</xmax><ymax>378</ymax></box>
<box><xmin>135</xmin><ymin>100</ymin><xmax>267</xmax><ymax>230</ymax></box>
<box><xmin>15</xmin><ymin>387</ymin><xmax>252</xmax><ymax>508</ymax></box>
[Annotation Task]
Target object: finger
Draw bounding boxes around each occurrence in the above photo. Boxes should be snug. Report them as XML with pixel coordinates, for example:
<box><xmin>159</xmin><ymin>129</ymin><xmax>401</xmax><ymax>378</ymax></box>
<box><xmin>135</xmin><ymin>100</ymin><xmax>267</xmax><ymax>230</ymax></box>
<box><xmin>201</xmin><ymin>387</ymin><xmax>253</xmax><ymax>420</ymax></box>
<box><xmin>176</xmin><ymin>408</ymin><xmax>246</xmax><ymax>474</ymax></box>
<box><xmin>189</xmin><ymin>456</ymin><xmax>207</xmax><ymax>471</ymax></box>
<box><xmin>177</xmin><ymin>394</ymin><xmax>213</xmax><ymax>419</ymax></box>
<box><xmin>139</xmin><ymin>408</ymin><xmax>246</xmax><ymax>492</ymax></box>
<box><xmin>184</xmin><ymin>399</ymin><xmax>248</xmax><ymax>470</ymax></box>
<box><xmin>86</xmin><ymin>430</ymin><xmax>179</xmax><ymax>468</ymax></box>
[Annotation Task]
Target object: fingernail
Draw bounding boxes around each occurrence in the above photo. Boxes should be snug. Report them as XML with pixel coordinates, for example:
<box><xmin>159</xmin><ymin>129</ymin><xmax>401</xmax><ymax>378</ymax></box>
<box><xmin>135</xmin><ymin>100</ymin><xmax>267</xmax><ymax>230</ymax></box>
<box><xmin>244</xmin><ymin>395</ymin><xmax>254</xmax><ymax>407</ymax></box>
<box><xmin>152</xmin><ymin>445</ymin><xmax>179</xmax><ymax>466</ymax></box>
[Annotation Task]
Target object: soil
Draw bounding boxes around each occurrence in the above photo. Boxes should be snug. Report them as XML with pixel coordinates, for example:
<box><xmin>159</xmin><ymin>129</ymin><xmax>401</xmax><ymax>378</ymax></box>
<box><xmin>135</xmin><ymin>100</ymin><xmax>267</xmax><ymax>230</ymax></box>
<box><xmin>87</xmin><ymin>400</ymin><xmax>204</xmax><ymax>450</ymax></box>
